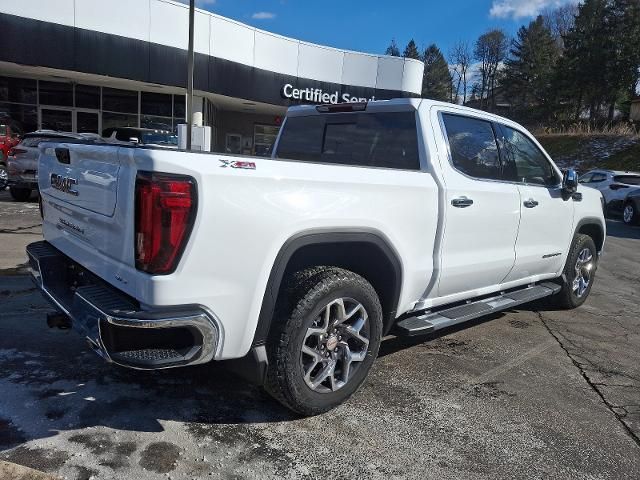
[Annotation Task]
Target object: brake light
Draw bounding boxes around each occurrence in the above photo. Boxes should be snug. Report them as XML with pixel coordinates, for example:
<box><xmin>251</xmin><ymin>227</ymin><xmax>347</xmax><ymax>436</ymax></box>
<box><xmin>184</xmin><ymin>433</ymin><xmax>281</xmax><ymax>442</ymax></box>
<box><xmin>9</xmin><ymin>148</ymin><xmax>26</xmax><ymax>156</ymax></box>
<box><xmin>134</xmin><ymin>172</ymin><xmax>197</xmax><ymax>275</ymax></box>
<box><xmin>315</xmin><ymin>103</ymin><xmax>367</xmax><ymax>113</ymax></box>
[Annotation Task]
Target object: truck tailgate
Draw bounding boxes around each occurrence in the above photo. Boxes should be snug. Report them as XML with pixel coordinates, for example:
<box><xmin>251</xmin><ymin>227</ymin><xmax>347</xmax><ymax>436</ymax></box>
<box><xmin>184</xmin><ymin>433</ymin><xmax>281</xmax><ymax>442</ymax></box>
<box><xmin>39</xmin><ymin>143</ymin><xmax>120</xmax><ymax>216</ymax></box>
<box><xmin>38</xmin><ymin>143</ymin><xmax>133</xmax><ymax>269</ymax></box>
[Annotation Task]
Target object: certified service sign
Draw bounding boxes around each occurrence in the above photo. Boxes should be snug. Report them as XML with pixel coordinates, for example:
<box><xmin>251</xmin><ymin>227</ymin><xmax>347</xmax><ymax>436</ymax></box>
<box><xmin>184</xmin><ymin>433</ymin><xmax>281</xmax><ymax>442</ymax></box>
<box><xmin>281</xmin><ymin>84</ymin><xmax>375</xmax><ymax>104</ymax></box>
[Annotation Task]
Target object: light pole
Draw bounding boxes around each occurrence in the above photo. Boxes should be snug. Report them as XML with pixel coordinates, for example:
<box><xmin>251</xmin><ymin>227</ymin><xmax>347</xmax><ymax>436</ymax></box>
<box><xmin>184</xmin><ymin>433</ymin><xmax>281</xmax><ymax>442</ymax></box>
<box><xmin>186</xmin><ymin>0</ymin><xmax>195</xmax><ymax>150</ymax></box>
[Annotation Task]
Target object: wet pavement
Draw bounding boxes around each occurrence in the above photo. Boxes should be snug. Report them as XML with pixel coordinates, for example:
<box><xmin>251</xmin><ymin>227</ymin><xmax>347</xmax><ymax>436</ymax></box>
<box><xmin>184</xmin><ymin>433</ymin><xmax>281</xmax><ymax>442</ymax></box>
<box><xmin>1</xmin><ymin>189</ymin><xmax>639</xmax><ymax>479</ymax></box>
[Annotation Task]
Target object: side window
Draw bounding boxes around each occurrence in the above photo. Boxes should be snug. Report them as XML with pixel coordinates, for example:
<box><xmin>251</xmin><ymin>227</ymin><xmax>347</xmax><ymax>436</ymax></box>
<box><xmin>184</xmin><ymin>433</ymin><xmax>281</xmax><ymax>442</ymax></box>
<box><xmin>441</xmin><ymin>113</ymin><xmax>501</xmax><ymax>180</ymax></box>
<box><xmin>579</xmin><ymin>173</ymin><xmax>593</xmax><ymax>184</ymax></box>
<box><xmin>613</xmin><ymin>175</ymin><xmax>640</xmax><ymax>186</ymax></box>
<box><xmin>115</xmin><ymin>130</ymin><xmax>138</xmax><ymax>142</ymax></box>
<box><xmin>590</xmin><ymin>173</ymin><xmax>607</xmax><ymax>183</ymax></box>
<box><xmin>499</xmin><ymin>126</ymin><xmax>560</xmax><ymax>186</ymax></box>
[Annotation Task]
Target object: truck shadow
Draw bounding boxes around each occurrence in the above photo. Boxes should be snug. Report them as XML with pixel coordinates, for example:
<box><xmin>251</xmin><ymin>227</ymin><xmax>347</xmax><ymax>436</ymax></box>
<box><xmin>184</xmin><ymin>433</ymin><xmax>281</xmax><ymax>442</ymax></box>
<box><xmin>0</xmin><ymin>293</ymin><xmax>571</xmax><ymax>453</ymax></box>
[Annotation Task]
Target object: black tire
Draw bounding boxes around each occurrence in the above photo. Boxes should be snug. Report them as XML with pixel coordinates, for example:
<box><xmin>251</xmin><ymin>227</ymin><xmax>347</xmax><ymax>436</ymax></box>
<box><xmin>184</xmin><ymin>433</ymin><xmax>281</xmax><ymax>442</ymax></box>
<box><xmin>265</xmin><ymin>267</ymin><xmax>383</xmax><ymax>416</ymax></box>
<box><xmin>553</xmin><ymin>234</ymin><xmax>597</xmax><ymax>309</ymax></box>
<box><xmin>0</xmin><ymin>163</ymin><xmax>7</xmax><ymax>190</ymax></box>
<box><xmin>9</xmin><ymin>186</ymin><xmax>32</xmax><ymax>202</ymax></box>
<box><xmin>622</xmin><ymin>202</ymin><xmax>638</xmax><ymax>226</ymax></box>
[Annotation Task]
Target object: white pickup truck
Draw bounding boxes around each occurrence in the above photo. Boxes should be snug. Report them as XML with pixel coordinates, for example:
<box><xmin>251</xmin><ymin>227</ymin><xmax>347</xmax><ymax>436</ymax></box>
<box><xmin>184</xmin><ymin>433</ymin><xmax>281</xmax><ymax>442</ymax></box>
<box><xmin>28</xmin><ymin>99</ymin><xmax>606</xmax><ymax>415</ymax></box>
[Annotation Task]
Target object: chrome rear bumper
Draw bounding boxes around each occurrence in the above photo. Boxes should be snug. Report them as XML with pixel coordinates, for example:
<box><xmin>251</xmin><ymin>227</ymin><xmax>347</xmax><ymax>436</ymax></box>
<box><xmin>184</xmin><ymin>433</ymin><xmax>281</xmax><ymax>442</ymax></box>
<box><xmin>27</xmin><ymin>241</ymin><xmax>219</xmax><ymax>370</ymax></box>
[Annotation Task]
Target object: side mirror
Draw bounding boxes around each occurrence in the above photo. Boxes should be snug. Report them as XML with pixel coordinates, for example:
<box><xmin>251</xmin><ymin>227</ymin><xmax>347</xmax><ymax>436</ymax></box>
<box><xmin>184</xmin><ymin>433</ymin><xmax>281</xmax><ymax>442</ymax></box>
<box><xmin>563</xmin><ymin>169</ymin><xmax>578</xmax><ymax>196</ymax></box>
<box><xmin>129</xmin><ymin>137</ymin><xmax>140</xmax><ymax>144</ymax></box>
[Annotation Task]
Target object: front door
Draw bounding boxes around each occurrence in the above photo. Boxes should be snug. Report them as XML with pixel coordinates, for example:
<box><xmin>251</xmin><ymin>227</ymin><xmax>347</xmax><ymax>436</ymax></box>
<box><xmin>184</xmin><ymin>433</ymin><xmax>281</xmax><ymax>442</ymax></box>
<box><xmin>436</xmin><ymin>111</ymin><xmax>521</xmax><ymax>298</ymax></box>
<box><xmin>497</xmin><ymin>124</ymin><xmax>575</xmax><ymax>281</ymax></box>
<box><xmin>39</xmin><ymin>107</ymin><xmax>100</xmax><ymax>134</ymax></box>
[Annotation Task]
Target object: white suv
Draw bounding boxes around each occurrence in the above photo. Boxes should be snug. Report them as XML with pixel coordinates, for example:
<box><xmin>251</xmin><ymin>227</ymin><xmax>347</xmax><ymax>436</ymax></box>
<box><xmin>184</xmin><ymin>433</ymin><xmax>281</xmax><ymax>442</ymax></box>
<box><xmin>579</xmin><ymin>169</ymin><xmax>640</xmax><ymax>214</ymax></box>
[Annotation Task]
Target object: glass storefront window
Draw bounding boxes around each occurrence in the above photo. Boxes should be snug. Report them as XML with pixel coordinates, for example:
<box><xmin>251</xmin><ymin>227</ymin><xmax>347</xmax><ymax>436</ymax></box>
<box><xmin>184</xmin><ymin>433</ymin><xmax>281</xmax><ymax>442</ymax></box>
<box><xmin>103</xmin><ymin>88</ymin><xmax>138</xmax><ymax>113</ymax></box>
<box><xmin>0</xmin><ymin>77</ymin><xmax>37</xmax><ymax>104</ymax></box>
<box><xmin>141</xmin><ymin>115</ymin><xmax>173</xmax><ymax>131</ymax></box>
<box><xmin>0</xmin><ymin>102</ymin><xmax>37</xmax><ymax>134</ymax></box>
<box><xmin>102</xmin><ymin>112</ymin><xmax>138</xmax><ymax>134</ymax></box>
<box><xmin>141</xmin><ymin>92</ymin><xmax>172</xmax><ymax>117</ymax></box>
<box><xmin>76</xmin><ymin>84</ymin><xmax>100</xmax><ymax>109</ymax></box>
<box><xmin>39</xmin><ymin>81</ymin><xmax>73</xmax><ymax>107</ymax></box>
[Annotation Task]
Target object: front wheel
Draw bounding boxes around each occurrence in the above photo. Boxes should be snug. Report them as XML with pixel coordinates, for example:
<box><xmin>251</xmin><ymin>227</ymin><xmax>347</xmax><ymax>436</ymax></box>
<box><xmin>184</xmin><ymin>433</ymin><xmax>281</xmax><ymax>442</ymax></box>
<box><xmin>553</xmin><ymin>234</ymin><xmax>597</xmax><ymax>309</ymax></box>
<box><xmin>265</xmin><ymin>267</ymin><xmax>383</xmax><ymax>416</ymax></box>
<box><xmin>623</xmin><ymin>202</ymin><xmax>638</xmax><ymax>225</ymax></box>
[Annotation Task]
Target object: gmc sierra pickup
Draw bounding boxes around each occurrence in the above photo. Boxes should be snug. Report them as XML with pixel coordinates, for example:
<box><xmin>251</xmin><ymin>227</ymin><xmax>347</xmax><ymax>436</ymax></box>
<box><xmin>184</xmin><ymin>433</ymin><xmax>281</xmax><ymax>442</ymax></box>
<box><xmin>28</xmin><ymin>99</ymin><xmax>606</xmax><ymax>415</ymax></box>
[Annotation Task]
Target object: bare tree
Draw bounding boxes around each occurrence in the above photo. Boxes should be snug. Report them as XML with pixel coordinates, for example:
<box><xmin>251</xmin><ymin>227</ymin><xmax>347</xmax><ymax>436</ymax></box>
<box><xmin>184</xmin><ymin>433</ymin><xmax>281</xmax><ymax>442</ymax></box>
<box><xmin>474</xmin><ymin>29</ymin><xmax>508</xmax><ymax>110</ymax></box>
<box><xmin>449</xmin><ymin>41</ymin><xmax>472</xmax><ymax>104</ymax></box>
<box><xmin>542</xmin><ymin>3</ymin><xmax>579</xmax><ymax>50</ymax></box>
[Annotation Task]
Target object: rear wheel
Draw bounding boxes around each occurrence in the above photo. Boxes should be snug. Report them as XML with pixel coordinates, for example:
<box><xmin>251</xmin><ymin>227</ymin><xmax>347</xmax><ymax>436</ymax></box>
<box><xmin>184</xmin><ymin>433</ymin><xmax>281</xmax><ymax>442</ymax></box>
<box><xmin>0</xmin><ymin>163</ymin><xmax>7</xmax><ymax>190</ymax></box>
<box><xmin>9</xmin><ymin>187</ymin><xmax>32</xmax><ymax>202</ymax></box>
<box><xmin>623</xmin><ymin>202</ymin><xmax>638</xmax><ymax>225</ymax></box>
<box><xmin>265</xmin><ymin>267</ymin><xmax>383</xmax><ymax>416</ymax></box>
<box><xmin>553</xmin><ymin>234</ymin><xmax>597</xmax><ymax>309</ymax></box>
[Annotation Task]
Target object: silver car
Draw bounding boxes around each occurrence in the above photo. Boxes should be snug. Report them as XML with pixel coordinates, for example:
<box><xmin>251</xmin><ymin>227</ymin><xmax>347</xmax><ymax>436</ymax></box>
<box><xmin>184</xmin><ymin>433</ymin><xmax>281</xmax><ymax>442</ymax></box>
<box><xmin>579</xmin><ymin>169</ymin><xmax>640</xmax><ymax>215</ymax></box>
<box><xmin>6</xmin><ymin>131</ymin><xmax>101</xmax><ymax>201</ymax></box>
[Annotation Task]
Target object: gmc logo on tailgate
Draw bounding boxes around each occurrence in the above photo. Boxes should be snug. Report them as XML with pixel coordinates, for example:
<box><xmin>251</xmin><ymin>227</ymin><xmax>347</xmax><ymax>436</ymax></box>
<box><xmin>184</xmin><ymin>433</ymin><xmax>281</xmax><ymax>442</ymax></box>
<box><xmin>50</xmin><ymin>173</ymin><xmax>79</xmax><ymax>196</ymax></box>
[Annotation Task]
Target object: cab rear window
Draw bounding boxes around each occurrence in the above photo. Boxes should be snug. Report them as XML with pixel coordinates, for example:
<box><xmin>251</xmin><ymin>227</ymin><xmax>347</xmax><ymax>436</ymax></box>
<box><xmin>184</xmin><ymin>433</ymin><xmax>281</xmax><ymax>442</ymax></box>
<box><xmin>275</xmin><ymin>112</ymin><xmax>420</xmax><ymax>170</ymax></box>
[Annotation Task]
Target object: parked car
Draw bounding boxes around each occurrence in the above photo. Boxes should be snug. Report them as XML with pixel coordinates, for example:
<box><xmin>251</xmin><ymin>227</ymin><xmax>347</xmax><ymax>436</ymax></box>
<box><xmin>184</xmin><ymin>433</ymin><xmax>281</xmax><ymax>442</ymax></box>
<box><xmin>0</xmin><ymin>123</ymin><xmax>21</xmax><ymax>190</ymax></box>
<box><xmin>579</xmin><ymin>169</ymin><xmax>640</xmax><ymax>215</ymax></box>
<box><xmin>622</xmin><ymin>189</ymin><xmax>640</xmax><ymax>225</ymax></box>
<box><xmin>102</xmin><ymin>127</ymin><xmax>178</xmax><ymax>148</ymax></box>
<box><xmin>7</xmin><ymin>130</ymin><xmax>102</xmax><ymax>201</ymax></box>
<box><xmin>29</xmin><ymin>99</ymin><xmax>605</xmax><ymax>415</ymax></box>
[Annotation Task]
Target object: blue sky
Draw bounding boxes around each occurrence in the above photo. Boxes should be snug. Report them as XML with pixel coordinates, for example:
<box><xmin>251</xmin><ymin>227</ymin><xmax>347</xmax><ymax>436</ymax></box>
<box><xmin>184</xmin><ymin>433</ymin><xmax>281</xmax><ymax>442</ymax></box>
<box><xmin>192</xmin><ymin>0</ymin><xmax>578</xmax><ymax>56</ymax></box>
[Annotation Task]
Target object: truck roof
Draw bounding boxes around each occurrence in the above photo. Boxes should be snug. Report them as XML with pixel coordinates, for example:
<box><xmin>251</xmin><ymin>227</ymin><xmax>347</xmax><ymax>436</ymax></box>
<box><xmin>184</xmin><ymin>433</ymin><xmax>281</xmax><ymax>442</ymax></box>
<box><xmin>285</xmin><ymin>98</ymin><xmax>526</xmax><ymax>130</ymax></box>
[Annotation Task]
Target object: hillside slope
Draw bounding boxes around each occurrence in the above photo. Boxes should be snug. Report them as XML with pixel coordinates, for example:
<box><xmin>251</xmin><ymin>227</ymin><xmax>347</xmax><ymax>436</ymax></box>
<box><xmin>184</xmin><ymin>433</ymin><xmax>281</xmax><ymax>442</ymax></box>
<box><xmin>537</xmin><ymin>134</ymin><xmax>640</xmax><ymax>172</ymax></box>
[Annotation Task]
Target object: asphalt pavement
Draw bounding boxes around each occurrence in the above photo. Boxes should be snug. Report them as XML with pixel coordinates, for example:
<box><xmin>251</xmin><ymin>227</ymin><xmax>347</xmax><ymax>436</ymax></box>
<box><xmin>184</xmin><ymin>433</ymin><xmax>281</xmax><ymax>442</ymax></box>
<box><xmin>0</xmin><ymin>189</ymin><xmax>639</xmax><ymax>480</ymax></box>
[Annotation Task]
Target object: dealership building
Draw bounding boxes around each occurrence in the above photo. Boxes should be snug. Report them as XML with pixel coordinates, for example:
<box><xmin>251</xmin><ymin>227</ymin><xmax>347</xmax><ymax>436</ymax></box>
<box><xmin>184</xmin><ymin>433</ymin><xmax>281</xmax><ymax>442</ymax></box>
<box><xmin>0</xmin><ymin>0</ymin><xmax>424</xmax><ymax>155</ymax></box>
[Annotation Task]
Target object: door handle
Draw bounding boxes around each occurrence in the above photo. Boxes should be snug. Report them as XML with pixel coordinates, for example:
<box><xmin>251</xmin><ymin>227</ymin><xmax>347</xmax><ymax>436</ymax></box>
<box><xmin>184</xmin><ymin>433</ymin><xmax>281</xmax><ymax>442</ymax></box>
<box><xmin>451</xmin><ymin>196</ymin><xmax>474</xmax><ymax>208</ymax></box>
<box><xmin>523</xmin><ymin>198</ymin><xmax>539</xmax><ymax>208</ymax></box>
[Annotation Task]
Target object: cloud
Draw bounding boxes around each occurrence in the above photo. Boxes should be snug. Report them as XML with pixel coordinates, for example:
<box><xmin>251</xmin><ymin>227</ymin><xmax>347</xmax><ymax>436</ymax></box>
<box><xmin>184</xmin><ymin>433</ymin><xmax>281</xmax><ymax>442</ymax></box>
<box><xmin>489</xmin><ymin>0</ymin><xmax>578</xmax><ymax>20</ymax></box>
<box><xmin>251</xmin><ymin>11</ymin><xmax>276</xmax><ymax>20</ymax></box>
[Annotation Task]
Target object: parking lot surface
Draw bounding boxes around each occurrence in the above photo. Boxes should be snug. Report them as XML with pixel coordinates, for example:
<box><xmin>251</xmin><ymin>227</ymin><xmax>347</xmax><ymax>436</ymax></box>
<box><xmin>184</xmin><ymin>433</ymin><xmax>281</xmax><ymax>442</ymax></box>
<box><xmin>1</xmin><ymin>189</ymin><xmax>639</xmax><ymax>480</ymax></box>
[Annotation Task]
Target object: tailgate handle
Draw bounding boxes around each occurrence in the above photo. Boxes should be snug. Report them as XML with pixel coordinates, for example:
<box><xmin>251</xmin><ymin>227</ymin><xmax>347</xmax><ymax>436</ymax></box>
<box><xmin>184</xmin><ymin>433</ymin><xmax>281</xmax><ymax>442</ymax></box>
<box><xmin>55</xmin><ymin>148</ymin><xmax>71</xmax><ymax>164</ymax></box>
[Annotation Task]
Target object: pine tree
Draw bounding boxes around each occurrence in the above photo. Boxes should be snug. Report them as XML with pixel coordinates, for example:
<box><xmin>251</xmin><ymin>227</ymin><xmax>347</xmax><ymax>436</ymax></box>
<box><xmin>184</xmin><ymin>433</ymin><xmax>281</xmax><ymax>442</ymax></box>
<box><xmin>385</xmin><ymin>39</ymin><xmax>400</xmax><ymax>57</ymax></box>
<box><xmin>403</xmin><ymin>40</ymin><xmax>421</xmax><ymax>60</ymax></box>
<box><xmin>422</xmin><ymin>44</ymin><xmax>452</xmax><ymax>102</ymax></box>
<box><xmin>609</xmin><ymin>0</ymin><xmax>640</xmax><ymax>119</ymax></box>
<box><xmin>555</xmin><ymin>0</ymin><xmax>612</xmax><ymax>121</ymax></box>
<box><xmin>503</xmin><ymin>16</ymin><xmax>560</xmax><ymax>121</ymax></box>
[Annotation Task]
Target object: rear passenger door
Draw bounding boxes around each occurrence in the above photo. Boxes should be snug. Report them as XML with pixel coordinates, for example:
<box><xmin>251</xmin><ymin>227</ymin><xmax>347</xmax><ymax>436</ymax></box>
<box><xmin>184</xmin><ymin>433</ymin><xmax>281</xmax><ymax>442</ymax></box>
<box><xmin>436</xmin><ymin>112</ymin><xmax>521</xmax><ymax>298</ymax></box>
<box><xmin>496</xmin><ymin>124</ymin><xmax>574</xmax><ymax>281</ymax></box>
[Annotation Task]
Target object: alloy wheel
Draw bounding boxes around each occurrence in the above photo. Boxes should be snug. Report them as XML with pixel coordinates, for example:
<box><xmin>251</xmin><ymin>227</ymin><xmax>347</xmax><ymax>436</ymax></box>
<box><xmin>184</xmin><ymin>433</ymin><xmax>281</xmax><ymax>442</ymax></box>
<box><xmin>0</xmin><ymin>166</ymin><xmax>8</xmax><ymax>190</ymax></box>
<box><xmin>573</xmin><ymin>248</ymin><xmax>594</xmax><ymax>298</ymax></box>
<box><xmin>623</xmin><ymin>204</ymin><xmax>634</xmax><ymax>224</ymax></box>
<box><xmin>300</xmin><ymin>297</ymin><xmax>370</xmax><ymax>393</ymax></box>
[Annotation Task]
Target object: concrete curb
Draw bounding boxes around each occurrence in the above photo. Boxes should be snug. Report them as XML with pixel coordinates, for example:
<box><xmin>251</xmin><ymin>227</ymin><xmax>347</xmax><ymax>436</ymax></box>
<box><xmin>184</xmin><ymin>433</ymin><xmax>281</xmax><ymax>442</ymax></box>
<box><xmin>0</xmin><ymin>460</ymin><xmax>60</xmax><ymax>480</ymax></box>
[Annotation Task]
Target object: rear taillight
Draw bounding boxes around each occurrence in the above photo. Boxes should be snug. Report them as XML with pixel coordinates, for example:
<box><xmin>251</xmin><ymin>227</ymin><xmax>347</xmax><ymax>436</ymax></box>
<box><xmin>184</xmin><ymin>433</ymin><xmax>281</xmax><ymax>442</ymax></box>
<box><xmin>9</xmin><ymin>148</ymin><xmax>26</xmax><ymax>156</ymax></box>
<box><xmin>134</xmin><ymin>171</ymin><xmax>197</xmax><ymax>275</ymax></box>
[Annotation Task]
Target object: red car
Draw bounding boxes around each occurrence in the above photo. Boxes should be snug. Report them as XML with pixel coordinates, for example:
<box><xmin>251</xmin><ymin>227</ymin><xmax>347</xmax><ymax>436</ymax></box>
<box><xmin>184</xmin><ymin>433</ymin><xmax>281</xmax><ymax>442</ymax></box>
<box><xmin>0</xmin><ymin>123</ymin><xmax>21</xmax><ymax>190</ymax></box>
